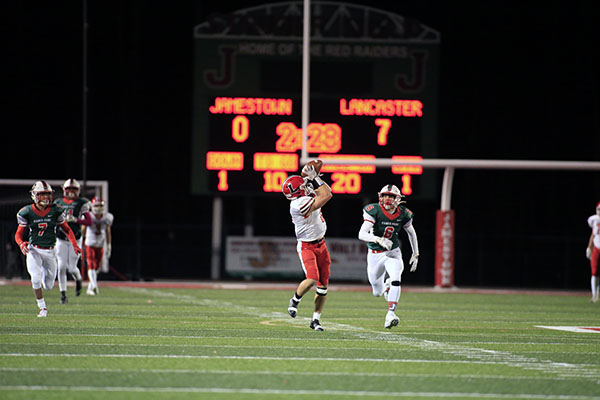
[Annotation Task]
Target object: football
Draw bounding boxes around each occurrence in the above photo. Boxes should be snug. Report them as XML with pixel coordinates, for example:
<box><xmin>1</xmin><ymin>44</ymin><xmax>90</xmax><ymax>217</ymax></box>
<box><xmin>301</xmin><ymin>160</ymin><xmax>323</xmax><ymax>177</ymax></box>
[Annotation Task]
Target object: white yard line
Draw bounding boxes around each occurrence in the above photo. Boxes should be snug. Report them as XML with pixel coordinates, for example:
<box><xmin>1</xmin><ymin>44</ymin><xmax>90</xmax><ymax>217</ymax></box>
<box><xmin>0</xmin><ymin>367</ymin><xmax>581</xmax><ymax>381</ymax></box>
<box><xmin>0</xmin><ymin>385</ymin><xmax>598</xmax><ymax>399</ymax></box>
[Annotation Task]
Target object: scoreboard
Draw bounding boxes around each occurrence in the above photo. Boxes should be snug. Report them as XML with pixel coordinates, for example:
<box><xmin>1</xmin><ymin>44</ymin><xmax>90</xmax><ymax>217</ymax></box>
<box><xmin>192</xmin><ymin>2</ymin><xmax>440</xmax><ymax>197</ymax></box>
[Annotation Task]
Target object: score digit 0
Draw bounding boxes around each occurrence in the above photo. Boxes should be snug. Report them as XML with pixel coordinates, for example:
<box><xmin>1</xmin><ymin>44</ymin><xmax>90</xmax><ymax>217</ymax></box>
<box><xmin>232</xmin><ymin>115</ymin><xmax>249</xmax><ymax>143</ymax></box>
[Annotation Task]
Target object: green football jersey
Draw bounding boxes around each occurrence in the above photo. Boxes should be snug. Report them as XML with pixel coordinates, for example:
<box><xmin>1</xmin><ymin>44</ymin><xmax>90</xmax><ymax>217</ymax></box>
<box><xmin>54</xmin><ymin>197</ymin><xmax>90</xmax><ymax>239</ymax></box>
<box><xmin>16</xmin><ymin>203</ymin><xmax>66</xmax><ymax>248</ymax></box>
<box><xmin>362</xmin><ymin>203</ymin><xmax>414</xmax><ymax>251</ymax></box>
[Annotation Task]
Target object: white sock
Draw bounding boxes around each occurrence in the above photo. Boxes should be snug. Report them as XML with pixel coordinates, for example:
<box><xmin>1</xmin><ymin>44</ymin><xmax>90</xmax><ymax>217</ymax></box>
<box><xmin>36</xmin><ymin>298</ymin><xmax>46</xmax><ymax>309</ymax></box>
<box><xmin>312</xmin><ymin>312</ymin><xmax>321</xmax><ymax>321</ymax></box>
<box><xmin>388</xmin><ymin>285</ymin><xmax>401</xmax><ymax>304</ymax></box>
<box><xmin>592</xmin><ymin>276</ymin><xmax>599</xmax><ymax>299</ymax></box>
<box><xmin>88</xmin><ymin>269</ymin><xmax>97</xmax><ymax>289</ymax></box>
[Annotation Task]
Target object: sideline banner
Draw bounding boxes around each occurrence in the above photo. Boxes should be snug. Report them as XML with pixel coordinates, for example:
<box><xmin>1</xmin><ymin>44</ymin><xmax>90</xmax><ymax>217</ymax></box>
<box><xmin>225</xmin><ymin>236</ymin><xmax>369</xmax><ymax>281</ymax></box>
<box><xmin>435</xmin><ymin>210</ymin><xmax>454</xmax><ymax>287</ymax></box>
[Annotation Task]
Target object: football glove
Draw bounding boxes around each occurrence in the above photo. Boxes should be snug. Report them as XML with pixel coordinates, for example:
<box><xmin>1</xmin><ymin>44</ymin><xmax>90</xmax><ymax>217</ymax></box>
<box><xmin>19</xmin><ymin>241</ymin><xmax>29</xmax><ymax>255</ymax></box>
<box><xmin>106</xmin><ymin>244</ymin><xmax>112</xmax><ymax>259</ymax></box>
<box><xmin>409</xmin><ymin>252</ymin><xmax>419</xmax><ymax>272</ymax></box>
<box><xmin>375</xmin><ymin>237</ymin><xmax>393</xmax><ymax>251</ymax></box>
<box><xmin>302</xmin><ymin>164</ymin><xmax>318</xmax><ymax>180</ymax></box>
<box><xmin>66</xmin><ymin>214</ymin><xmax>77</xmax><ymax>223</ymax></box>
<box><xmin>586</xmin><ymin>247</ymin><xmax>593</xmax><ymax>260</ymax></box>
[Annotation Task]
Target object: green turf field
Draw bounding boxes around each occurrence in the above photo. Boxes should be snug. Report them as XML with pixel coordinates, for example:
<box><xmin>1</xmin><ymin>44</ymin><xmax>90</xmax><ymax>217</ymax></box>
<box><xmin>1</xmin><ymin>283</ymin><xmax>599</xmax><ymax>399</ymax></box>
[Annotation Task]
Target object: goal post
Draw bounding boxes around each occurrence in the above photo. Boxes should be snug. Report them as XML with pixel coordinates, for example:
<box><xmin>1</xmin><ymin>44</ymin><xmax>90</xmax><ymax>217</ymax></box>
<box><xmin>300</xmin><ymin>156</ymin><xmax>600</xmax><ymax>288</ymax></box>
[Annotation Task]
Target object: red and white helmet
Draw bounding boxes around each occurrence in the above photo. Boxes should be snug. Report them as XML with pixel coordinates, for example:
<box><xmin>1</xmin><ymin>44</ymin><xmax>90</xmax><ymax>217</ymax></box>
<box><xmin>62</xmin><ymin>178</ymin><xmax>81</xmax><ymax>199</ymax></box>
<box><xmin>30</xmin><ymin>181</ymin><xmax>54</xmax><ymax>206</ymax></box>
<box><xmin>378</xmin><ymin>184</ymin><xmax>405</xmax><ymax>211</ymax></box>
<box><xmin>282</xmin><ymin>175</ymin><xmax>313</xmax><ymax>200</ymax></box>
<box><xmin>91</xmin><ymin>196</ymin><xmax>105</xmax><ymax>215</ymax></box>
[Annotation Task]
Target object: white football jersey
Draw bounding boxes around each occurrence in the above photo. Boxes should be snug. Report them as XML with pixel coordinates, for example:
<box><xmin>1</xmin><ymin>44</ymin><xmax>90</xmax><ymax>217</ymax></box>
<box><xmin>588</xmin><ymin>215</ymin><xmax>600</xmax><ymax>249</ymax></box>
<box><xmin>289</xmin><ymin>195</ymin><xmax>327</xmax><ymax>242</ymax></box>
<box><xmin>85</xmin><ymin>212</ymin><xmax>114</xmax><ymax>247</ymax></box>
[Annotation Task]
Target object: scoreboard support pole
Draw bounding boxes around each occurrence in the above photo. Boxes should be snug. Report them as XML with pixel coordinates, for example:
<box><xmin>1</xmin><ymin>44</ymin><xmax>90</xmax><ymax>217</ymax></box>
<box><xmin>211</xmin><ymin>197</ymin><xmax>223</xmax><ymax>279</ymax></box>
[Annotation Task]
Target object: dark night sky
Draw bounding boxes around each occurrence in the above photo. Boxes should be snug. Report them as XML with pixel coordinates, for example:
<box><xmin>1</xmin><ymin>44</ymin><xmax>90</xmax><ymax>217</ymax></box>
<box><xmin>3</xmin><ymin>1</ymin><xmax>600</xmax><ymax>286</ymax></box>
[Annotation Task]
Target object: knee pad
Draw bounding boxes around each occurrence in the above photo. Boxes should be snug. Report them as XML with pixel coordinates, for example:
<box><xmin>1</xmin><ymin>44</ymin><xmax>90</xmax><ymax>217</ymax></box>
<box><xmin>316</xmin><ymin>286</ymin><xmax>328</xmax><ymax>296</ymax></box>
<box><xmin>391</xmin><ymin>280</ymin><xmax>401</xmax><ymax>286</ymax></box>
<box><xmin>31</xmin><ymin>278</ymin><xmax>42</xmax><ymax>290</ymax></box>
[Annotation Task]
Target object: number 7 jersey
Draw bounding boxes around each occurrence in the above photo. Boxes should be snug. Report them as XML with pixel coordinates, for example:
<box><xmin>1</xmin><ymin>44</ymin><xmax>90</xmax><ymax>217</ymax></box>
<box><xmin>17</xmin><ymin>204</ymin><xmax>66</xmax><ymax>248</ymax></box>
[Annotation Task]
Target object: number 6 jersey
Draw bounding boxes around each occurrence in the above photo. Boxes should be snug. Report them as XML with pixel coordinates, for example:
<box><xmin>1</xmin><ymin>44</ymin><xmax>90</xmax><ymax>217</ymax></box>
<box><xmin>362</xmin><ymin>203</ymin><xmax>413</xmax><ymax>252</ymax></box>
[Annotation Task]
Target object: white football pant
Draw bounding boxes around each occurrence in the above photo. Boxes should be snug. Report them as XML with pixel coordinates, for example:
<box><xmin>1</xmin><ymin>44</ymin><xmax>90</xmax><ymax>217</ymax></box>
<box><xmin>56</xmin><ymin>238</ymin><xmax>83</xmax><ymax>291</ymax></box>
<box><xmin>366</xmin><ymin>247</ymin><xmax>405</xmax><ymax>304</ymax></box>
<box><xmin>26</xmin><ymin>246</ymin><xmax>58</xmax><ymax>290</ymax></box>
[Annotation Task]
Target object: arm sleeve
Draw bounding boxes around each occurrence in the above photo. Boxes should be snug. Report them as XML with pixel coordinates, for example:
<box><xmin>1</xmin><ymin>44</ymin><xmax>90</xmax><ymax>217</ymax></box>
<box><xmin>404</xmin><ymin>224</ymin><xmax>419</xmax><ymax>254</ymax></box>
<box><xmin>77</xmin><ymin>211</ymin><xmax>92</xmax><ymax>226</ymax></box>
<box><xmin>358</xmin><ymin>210</ymin><xmax>378</xmax><ymax>242</ymax></box>
<box><xmin>14</xmin><ymin>225</ymin><xmax>27</xmax><ymax>246</ymax></box>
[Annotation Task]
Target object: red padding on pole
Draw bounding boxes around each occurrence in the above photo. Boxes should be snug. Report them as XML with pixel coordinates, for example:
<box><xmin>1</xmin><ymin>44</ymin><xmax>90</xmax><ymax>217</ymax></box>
<box><xmin>435</xmin><ymin>210</ymin><xmax>455</xmax><ymax>287</ymax></box>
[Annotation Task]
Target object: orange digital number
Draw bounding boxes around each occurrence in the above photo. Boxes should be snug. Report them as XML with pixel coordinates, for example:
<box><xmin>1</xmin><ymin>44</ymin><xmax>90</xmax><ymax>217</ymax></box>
<box><xmin>306</xmin><ymin>123</ymin><xmax>342</xmax><ymax>153</ymax></box>
<box><xmin>330</xmin><ymin>173</ymin><xmax>361</xmax><ymax>194</ymax></box>
<box><xmin>401</xmin><ymin>174</ymin><xmax>413</xmax><ymax>195</ymax></box>
<box><xmin>263</xmin><ymin>171</ymin><xmax>288</xmax><ymax>192</ymax></box>
<box><xmin>232</xmin><ymin>115</ymin><xmax>249</xmax><ymax>143</ymax></box>
<box><xmin>375</xmin><ymin>118</ymin><xmax>391</xmax><ymax>146</ymax></box>
<box><xmin>217</xmin><ymin>170</ymin><xmax>229</xmax><ymax>191</ymax></box>
<box><xmin>275</xmin><ymin>122</ymin><xmax>301</xmax><ymax>152</ymax></box>
<box><xmin>275</xmin><ymin>122</ymin><xmax>341</xmax><ymax>153</ymax></box>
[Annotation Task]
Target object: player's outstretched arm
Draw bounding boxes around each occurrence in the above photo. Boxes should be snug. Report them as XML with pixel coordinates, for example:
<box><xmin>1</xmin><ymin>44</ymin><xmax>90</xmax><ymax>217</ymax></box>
<box><xmin>78</xmin><ymin>211</ymin><xmax>93</xmax><ymax>226</ymax></box>
<box><xmin>404</xmin><ymin>223</ymin><xmax>420</xmax><ymax>272</ymax></box>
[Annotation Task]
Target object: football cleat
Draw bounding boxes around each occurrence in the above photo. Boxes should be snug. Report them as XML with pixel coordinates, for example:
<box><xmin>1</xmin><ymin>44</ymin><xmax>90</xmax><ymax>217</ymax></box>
<box><xmin>384</xmin><ymin>311</ymin><xmax>399</xmax><ymax>329</ymax></box>
<box><xmin>37</xmin><ymin>308</ymin><xmax>48</xmax><ymax>318</ymax></box>
<box><xmin>60</xmin><ymin>292</ymin><xmax>68</xmax><ymax>304</ymax></box>
<box><xmin>287</xmin><ymin>298</ymin><xmax>298</xmax><ymax>318</ymax></box>
<box><xmin>76</xmin><ymin>280</ymin><xmax>82</xmax><ymax>296</ymax></box>
<box><xmin>310</xmin><ymin>319</ymin><xmax>324</xmax><ymax>331</ymax></box>
<box><xmin>86</xmin><ymin>287</ymin><xmax>96</xmax><ymax>296</ymax></box>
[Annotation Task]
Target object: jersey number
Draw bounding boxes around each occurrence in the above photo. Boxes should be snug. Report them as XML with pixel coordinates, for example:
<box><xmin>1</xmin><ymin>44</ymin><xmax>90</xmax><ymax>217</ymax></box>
<box><xmin>383</xmin><ymin>226</ymin><xmax>394</xmax><ymax>239</ymax></box>
<box><xmin>37</xmin><ymin>223</ymin><xmax>48</xmax><ymax>236</ymax></box>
